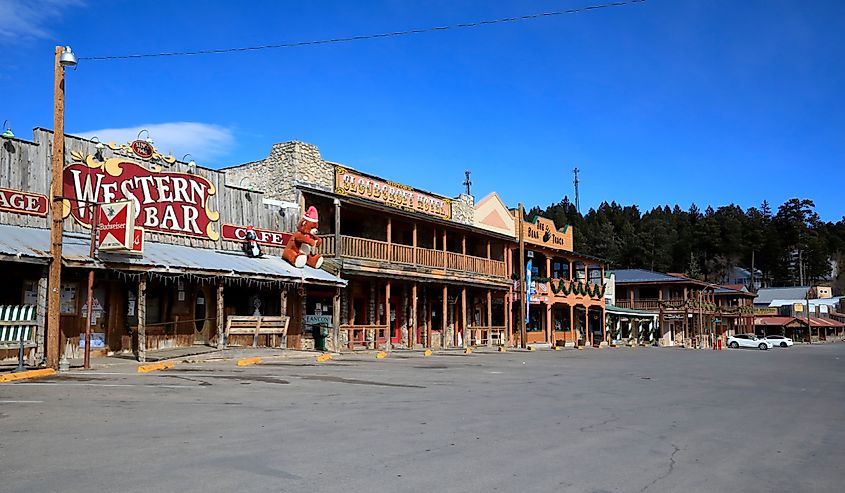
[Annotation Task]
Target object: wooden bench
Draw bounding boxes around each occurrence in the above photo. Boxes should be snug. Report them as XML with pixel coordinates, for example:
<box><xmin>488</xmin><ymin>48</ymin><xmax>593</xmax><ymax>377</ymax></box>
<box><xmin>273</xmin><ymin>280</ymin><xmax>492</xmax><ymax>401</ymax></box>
<box><xmin>0</xmin><ymin>305</ymin><xmax>37</xmax><ymax>349</ymax></box>
<box><xmin>225</xmin><ymin>316</ymin><xmax>289</xmax><ymax>348</ymax></box>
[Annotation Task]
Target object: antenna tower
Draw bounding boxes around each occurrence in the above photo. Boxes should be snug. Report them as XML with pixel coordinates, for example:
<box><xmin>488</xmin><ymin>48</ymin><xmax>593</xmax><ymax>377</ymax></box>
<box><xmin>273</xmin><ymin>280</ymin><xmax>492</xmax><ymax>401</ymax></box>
<box><xmin>463</xmin><ymin>170</ymin><xmax>472</xmax><ymax>196</ymax></box>
<box><xmin>573</xmin><ymin>167</ymin><xmax>581</xmax><ymax>213</ymax></box>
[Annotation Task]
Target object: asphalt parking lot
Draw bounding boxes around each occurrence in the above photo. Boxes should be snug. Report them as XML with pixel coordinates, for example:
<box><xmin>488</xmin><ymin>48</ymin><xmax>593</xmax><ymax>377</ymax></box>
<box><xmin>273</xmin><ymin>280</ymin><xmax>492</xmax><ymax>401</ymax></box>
<box><xmin>2</xmin><ymin>344</ymin><xmax>844</xmax><ymax>493</ymax></box>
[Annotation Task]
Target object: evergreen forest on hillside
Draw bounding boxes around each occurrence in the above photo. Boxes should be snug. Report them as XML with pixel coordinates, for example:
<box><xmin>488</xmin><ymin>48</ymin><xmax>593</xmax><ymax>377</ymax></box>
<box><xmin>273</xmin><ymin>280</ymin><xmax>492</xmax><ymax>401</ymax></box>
<box><xmin>527</xmin><ymin>198</ymin><xmax>845</xmax><ymax>293</ymax></box>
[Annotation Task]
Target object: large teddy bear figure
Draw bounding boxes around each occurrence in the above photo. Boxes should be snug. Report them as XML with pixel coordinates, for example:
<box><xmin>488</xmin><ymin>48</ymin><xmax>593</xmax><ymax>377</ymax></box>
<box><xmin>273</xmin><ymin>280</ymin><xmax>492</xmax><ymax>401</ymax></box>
<box><xmin>283</xmin><ymin>206</ymin><xmax>324</xmax><ymax>269</ymax></box>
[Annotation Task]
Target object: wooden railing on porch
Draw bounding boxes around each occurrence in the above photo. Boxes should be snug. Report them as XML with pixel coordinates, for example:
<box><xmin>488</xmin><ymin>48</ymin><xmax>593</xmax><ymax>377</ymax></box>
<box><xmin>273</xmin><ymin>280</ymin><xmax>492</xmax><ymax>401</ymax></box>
<box><xmin>469</xmin><ymin>325</ymin><xmax>507</xmax><ymax>346</ymax></box>
<box><xmin>341</xmin><ymin>324</ymin><xmax>389</xmax><ymax>350</ymax></box>
<box><xmin>319</xmin><ymin>234</ymin><xmax>507</xmax><ymax>278</ymax></box>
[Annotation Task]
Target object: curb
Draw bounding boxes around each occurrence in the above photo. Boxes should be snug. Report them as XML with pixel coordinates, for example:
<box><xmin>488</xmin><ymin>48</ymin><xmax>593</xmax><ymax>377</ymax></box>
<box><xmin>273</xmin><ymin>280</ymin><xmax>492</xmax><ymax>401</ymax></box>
<box><xmin>464</xmin><ymin>347</ymin><xmax>472</xmax><ymax>354</ymax></box>
<box><xmin>0</xmin><ymin>368</ymin><xmax>56</xmax><ymax>383</ymax></box>
<box><xmin>137</xmin><ymin>361</ymin><xmax>175</xmax><ymax>373</ymax></box>
<box><xmin>376</xmin><ymin>351</ymin><xmax>387</xmax><ymax>359</ymax></box>
<box><xmin>237</xmin><ymin>357</ymin><xmax>262</xmax><ymax>367</ymax></box>
<box><xmin>423</xmin><ymin>349</ymin><xmax>433</xmax><ymax>357</ymax></box>
<box><xmin>316</xmin><ymin>354</ymin><xmax>332</xmax><ymax>363</ymax></box>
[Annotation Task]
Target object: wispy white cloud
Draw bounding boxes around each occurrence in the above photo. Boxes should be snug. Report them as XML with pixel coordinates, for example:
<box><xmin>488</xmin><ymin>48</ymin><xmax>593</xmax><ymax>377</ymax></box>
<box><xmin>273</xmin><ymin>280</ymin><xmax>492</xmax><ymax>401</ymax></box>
<box><xmin>76</xmin><ymin>122</ymin><xmax>236</xmax><ymax>164</ymax></box>
<box><xmin>0</xmin><ymin>0</ymin><xmax>85</xmax><ymax>41</ymax></box>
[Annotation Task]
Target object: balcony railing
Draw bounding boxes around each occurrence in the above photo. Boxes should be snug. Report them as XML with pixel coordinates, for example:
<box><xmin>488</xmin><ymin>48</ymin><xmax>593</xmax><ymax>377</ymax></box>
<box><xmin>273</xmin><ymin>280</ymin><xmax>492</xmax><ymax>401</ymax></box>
<box><xmin>615</xmin><ymin>299</ymin><xmax>662</xmax><ymax>311</ymax></box>
<box><xmin>319</xmin><ymin>234</ymin><xmax>506</xmax><ymax>278</ymax></box>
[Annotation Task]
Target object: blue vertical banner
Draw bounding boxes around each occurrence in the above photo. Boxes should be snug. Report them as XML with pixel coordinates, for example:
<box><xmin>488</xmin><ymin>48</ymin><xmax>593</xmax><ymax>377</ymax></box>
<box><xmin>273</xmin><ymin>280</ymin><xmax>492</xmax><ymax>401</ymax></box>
<box><xmin>525</xmin><ymin>259</ymin><xmax>532</xmax><ymax>323</ymax></box>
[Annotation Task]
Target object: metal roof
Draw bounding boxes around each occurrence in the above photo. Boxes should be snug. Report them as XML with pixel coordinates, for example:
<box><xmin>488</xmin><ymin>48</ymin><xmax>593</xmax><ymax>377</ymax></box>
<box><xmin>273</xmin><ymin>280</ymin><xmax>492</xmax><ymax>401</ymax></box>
<box><xmin>605</xmin><ymin>304</ymin><xmax>659</xmax><ymax>318</ymax></box>
<box><xmin>0</xmin><ymin>224</ymin><xmax>345</xmax><ymax>286</ymax></box>
<box><xmin>613</xmin><ymin>268</ymin><xmax>697</xmax><ymax>284</ymax></box>
<box><xmin>753</xmin><ymin>286</ymin><xmax>811</xmax><ymax>305</ymax></box>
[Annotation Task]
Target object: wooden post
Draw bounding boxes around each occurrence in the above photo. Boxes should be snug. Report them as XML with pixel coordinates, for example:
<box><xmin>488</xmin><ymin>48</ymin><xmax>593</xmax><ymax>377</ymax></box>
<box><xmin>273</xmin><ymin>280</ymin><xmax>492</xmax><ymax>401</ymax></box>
<box><xmin>386</xmin><ymin>217</ymin><xmax>392</xmax><ymax>262</ymax></box>
<box><xmin>461</xmin><ymin>287</ymin><xmax>468</xmax><ymax>348</ymax></box>
<box><xmin>334</xmin><ymin>198</ymin><xmax>341</xmax><ymax>257</ymax></box>
<box><xmin>442</xmin><ymin>229</ymin><xmax>447</xmax><ymax>268</ymax></box>
<box><xmin>545</xmin><ymin>300</ymin><xmax>552</xmax><ymax>346</ymax></box>
<box><xmin>487</xmin><ymin>289</ymin><xmax>493</xmax><ymax>347</ymax></box>
<box><xmin>462</xmin><ymin>235</ymin><xmax>466</xmax><ymax>255</ymax></box>
<box><xmin>412</xmin><ymin>223</ymin><xmax>418</xmax><ymax>265</ymax></box>
<box><xmin>46</xmin><ymin>46</ymin><xmax>67</xmax><ymax>369</ymax></box>
<box><xmin>570</xmin><ymin>304</ymin><xmax>575</xmax><ymax>346</ymax></box>
<box><xmin>34</xmin><ymin>271</ymin><xmax>48</xmax><ymax>364</ymax></box>
<box><xmin>385</xmin><ymin>281</ymin><xmax>391</xmax><ymax>352</ymax></box>
<box><xmin>486</xmin><ymin>240</ymin><xmax>491</xmax><ymax>259</ymax></box>
<box><xmin>333</xmin><ymin>287</ymin><xmax>341</xmax><ymax>351</ymax></box>
<box><xmin>518</xmin><ymin>203</ymin><xmax>527</xmax><ymax>348</ymax></box>
<box><xmin>138</xmin><ymin>276</ymin><xmax>146</xmax><ymax>362</ymax></box>
<box><xmin>411</xmin><ymin>282</ymin><xmax>417</xmax><ymax>349</ymax></box>
<box><xmin>504</xmin><ymin>292</ymin><xmax>510</xmax><ymax>346</ymax></box>
<box><xmin>442</xmin><ymin>285</ymin><xmax>448</xmax><ymax>347</ymax></box>
<box><xmin>216</xmin><ymin>282</ymin><xmax>225</xmax><ymax>349</ymax></box>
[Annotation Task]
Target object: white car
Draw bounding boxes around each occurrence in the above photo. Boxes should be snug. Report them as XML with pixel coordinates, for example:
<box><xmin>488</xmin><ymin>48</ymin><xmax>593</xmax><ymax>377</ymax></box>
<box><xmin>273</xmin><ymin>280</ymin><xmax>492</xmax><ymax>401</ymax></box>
<box><xmin>727</xmin><ymin>334</ymin><xmax>773</xmax><ymax>350</ymax></box>
<box><xmin>763</xmin><ymin>334</ymin><xmax>794</xmax><ymax>347</ymax></box>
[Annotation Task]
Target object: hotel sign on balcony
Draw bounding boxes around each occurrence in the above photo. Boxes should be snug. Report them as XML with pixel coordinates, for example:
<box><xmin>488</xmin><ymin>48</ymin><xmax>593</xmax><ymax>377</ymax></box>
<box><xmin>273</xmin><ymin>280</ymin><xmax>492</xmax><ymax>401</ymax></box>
<box><xmin>523</xmin><ymin>216</ymin><xmax>573</xmax><ymax>251</ymax></box>
<box><xmin>334</xmin><ymin>166</ymin><xmax>452</xmax><ymax>220</ymax></box>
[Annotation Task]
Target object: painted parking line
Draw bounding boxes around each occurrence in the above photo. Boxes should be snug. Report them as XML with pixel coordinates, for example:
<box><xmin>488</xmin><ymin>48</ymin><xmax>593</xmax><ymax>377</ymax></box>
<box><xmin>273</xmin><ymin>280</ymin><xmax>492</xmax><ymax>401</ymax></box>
<box><xmin>10</xmin><ymin>382</ymin><xmax>202</xmax><ymax>388</ymax></box>
<box><xmin>0</xmin><ymin>400</ymin><xmax>44</xmax><ymax>403</ymax></box>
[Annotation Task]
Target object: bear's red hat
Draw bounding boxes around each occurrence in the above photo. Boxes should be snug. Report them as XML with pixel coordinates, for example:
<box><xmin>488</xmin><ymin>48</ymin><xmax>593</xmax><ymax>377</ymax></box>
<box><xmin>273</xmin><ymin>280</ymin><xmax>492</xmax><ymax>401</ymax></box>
<box><xmin>303</xmin><ymin>206</ymin><xmax>319</xmax><ymax>223</ymax></box>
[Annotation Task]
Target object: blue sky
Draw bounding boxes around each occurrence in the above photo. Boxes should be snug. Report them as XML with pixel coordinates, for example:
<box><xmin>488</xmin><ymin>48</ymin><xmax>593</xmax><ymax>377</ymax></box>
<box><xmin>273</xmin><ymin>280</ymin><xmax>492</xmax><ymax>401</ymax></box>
<box><xmin>1</xmin><ymin>0</ymin><xmax>843</xmax><ymax>221</ymax></box>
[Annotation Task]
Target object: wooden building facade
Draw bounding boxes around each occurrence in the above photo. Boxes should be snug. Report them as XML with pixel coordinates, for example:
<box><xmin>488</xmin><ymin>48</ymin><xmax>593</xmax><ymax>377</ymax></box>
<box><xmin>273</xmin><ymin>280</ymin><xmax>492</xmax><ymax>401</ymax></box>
<box><xmin>0</xmin><ymin>129</ymin><xmax>344</xmax><ymax>363</ymax></box>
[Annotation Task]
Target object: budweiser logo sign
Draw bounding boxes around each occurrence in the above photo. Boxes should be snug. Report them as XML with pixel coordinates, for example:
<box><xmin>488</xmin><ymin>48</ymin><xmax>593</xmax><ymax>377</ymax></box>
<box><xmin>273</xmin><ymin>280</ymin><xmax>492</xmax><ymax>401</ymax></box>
<box><xmin>63</xmin><ymin>158</ymin><xmax>220</xmax><ymax>240</ymax></box>
<box><xmin>98</xmin><ymin>200</ymin><xmax>134</xmax><ymax>251</ymax></box>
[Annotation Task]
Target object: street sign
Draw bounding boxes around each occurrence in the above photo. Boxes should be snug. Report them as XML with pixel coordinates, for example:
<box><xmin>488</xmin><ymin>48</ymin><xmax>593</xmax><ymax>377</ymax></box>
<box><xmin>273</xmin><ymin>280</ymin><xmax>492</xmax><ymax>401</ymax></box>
<box><xmin>98</xmin><ymin>200</ymin><xmax>134</xmax><ymax>251</ymax></box>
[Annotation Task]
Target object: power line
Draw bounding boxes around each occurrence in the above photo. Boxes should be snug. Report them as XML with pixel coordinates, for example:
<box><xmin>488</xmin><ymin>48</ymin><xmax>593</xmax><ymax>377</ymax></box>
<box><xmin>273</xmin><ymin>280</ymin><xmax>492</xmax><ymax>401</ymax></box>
<box><xmin>79</xmin><ymin>0</ymin><xmax>646</xmax><ymax>61</ymax></box>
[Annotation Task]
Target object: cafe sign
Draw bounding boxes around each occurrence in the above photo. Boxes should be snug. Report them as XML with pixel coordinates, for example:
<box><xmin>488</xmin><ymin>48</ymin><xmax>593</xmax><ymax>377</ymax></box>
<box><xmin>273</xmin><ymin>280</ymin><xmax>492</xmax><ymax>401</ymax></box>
<box><xmin>63</xmin><ymin>150</ymin><xmax>219</xmax><ymax>240</ymax></box>
<box><xmin>523</xmin><ymin>216</ymin><xmax>573</xmax><ymax>251</ymax></box>
<box><xmin>334</xmin><ymin>166</ymin><xmax>452</xmax><ymax>220</ymax></box>
<box><xmin>0</xmin><ymin>187</ymin><xmax>48</xmax><ymax>217</ymax></box>
<box><xmin>221</xmin><ymin>224</ymin><xmax>291</xmax><ymax>248</ymax></box>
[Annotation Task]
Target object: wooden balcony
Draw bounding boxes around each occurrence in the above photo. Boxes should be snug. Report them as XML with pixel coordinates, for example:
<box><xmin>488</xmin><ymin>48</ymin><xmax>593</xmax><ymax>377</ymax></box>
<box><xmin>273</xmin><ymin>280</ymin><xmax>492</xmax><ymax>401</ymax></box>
<box><xmin>319</xmin><ymin>234</ymin><xmax>507</xmax><ymax>278</ymax></box>
<box><xmin>615</xmin><ymin>299</ymin><xmax>662</xmax><ymax>311</ymax></box>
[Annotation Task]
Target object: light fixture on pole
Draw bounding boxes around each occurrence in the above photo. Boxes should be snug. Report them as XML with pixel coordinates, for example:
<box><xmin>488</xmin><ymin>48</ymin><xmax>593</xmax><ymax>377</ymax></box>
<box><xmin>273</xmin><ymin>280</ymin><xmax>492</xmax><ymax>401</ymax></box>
<box><xmin>47</xmin><ymin>45</ymin><xmax>77</xmax><ymax>370</ymax></box>
<box><xmin>137</xmin><ymin>129</ymin><xmax>153</xmax><ymax>145</ymax></box>
<box><xmin>2</xmin><ymin>120</ymin><xmax>13</xmax><ymax>139</ymax></box>
<box><xmin>90</xmin><ymin>136</ymin><xmax>105</xmax><ymax>159</ymax></box>
<box><xmin>182</xmin><ymin>153</ymin><xmax>196</xmax><ymax>173</ymax></box>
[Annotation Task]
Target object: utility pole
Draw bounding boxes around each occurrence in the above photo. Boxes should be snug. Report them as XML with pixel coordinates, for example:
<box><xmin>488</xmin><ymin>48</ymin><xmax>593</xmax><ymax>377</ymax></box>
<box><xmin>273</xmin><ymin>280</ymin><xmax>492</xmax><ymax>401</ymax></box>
<box><xmin>573</xmin><ymin>167</ymin><xmax>581</xmax><ymax>214</ymax></box>
<box><xmin>518</xmin><ymin>203</ymin><xmax>527</xmax><ymax>348</ymax></box>
<box><xmin>798</xmin><ymin>249</ymin><xmax>804</xmax><ymax>286</ymax></box>
<box><xmin>750</xmin><ymin>250</ymin><xmax>756</xmax><ymax>292</ymax></box>
<box><xmin>47</xmin><ymin>46</ymin><xmax>77</xmax><ymax>369</ymax></box>
<box><xmin>463</xmin><ymin>170</ymin><xmax>472</xmax><ymax>196</ymax></box>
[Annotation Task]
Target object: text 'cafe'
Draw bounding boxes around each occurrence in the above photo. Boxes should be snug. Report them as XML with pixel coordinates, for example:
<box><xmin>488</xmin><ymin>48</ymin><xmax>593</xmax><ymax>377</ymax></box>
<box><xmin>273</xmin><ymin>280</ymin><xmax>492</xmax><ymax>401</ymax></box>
<box><xmin>0</xmin><ymin>128</ymin><xmax>345</xmax><ymax>364</ymax></box>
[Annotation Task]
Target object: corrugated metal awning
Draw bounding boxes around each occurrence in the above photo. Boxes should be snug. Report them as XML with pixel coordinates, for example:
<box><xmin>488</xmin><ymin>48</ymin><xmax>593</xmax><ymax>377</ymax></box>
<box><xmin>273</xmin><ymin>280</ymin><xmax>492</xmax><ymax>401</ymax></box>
<box><xmin>0</xmin><ymin>224</ymin><xmax>345</xmax><ymax>286</ymax></box>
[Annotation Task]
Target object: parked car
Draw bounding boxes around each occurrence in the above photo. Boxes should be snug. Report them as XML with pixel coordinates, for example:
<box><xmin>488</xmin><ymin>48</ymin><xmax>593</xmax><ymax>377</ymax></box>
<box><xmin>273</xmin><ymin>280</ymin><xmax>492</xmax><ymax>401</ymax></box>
<box><xmin>763</xmin><ymin>334</ymin><xmax>794</xmax><ymax>347</ymax></box>
<box><xmin>727</xmin><ymin>334</ymin><xmax>773</xmax><ymax>350</ymax></box>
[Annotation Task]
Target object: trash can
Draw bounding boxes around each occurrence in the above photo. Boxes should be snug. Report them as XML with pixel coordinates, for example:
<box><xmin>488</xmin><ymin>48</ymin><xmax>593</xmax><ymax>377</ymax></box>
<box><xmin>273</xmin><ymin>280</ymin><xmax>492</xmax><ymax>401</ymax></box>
<box><xmin>313</xmin><ymin>323</ymin><xmax>329</xmax><ymax>351</ymax></box>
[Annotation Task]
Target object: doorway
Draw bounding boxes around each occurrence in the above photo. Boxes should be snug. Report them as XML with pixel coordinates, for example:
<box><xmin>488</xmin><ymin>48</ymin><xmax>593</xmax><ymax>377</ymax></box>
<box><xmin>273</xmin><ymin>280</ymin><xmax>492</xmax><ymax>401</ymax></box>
<box><xmin>389</xmin><ymin>297</ymin><xmax>401</xmax><ymax>344</ymax></box>
<box><xmin>193</xmin><ymin>286</ymin><xmax>213</xmax><ymax>345</ymax></box>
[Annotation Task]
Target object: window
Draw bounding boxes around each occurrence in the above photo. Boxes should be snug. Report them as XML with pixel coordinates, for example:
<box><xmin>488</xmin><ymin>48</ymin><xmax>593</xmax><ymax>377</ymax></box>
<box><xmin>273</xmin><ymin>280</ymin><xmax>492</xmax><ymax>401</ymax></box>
<box><xmin>551</xmin><ymin>259</ymin><xmax>570</xmax><ymax>279</ymax></box>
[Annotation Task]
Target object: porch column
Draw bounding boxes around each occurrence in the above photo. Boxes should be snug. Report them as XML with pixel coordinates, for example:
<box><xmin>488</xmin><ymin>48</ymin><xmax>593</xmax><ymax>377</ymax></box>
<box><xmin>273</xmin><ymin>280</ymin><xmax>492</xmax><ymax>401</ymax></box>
<box><xmin>486</xmin><ymin>240</ymin><xmax>491</xmax><ymax>259</ymax></box>
<box><xmin>442</xmin><ymin>230</ymin><xmax>447</xmax><ymax>268</ymax></box>
<box><xmin>462</xmin><ymin>235</ymin><xmax>466</xmax><ymax>255</ymax></box>
<box><xmin>334</xmin><ymin>198</ymin><xmax>341</xmax><ymax>257</ymax></box>
<box><xmin>487</xmin><ymin>289</ymin><xmax>493</xmax><ymax>347</ymax></box>
<box><xmin>386</xmin><ymin>217</ymin><xmax>392</xmax><ymax>262</ymax></box>
<box><xmin>385</xmin><ymin>281</ymin><xmax>391</xmax><ymax>351</ymax></box>
<box><xmin>411</xmin><ymin>282</ymin><xmax>417</xmax><ymax>349</ymax></box>
<box><xmin>442</xmin><ymin>284</ymin><xmax>448</xmax><ymax>347</ymax></box>
<box><xmin>34</xmin><ymin>269</ymin><xmax>48</xmax><ymax>364</ymax></box>
<box><xmin>545</xmin><ymin>301</ymin><xmax>552</xmax><ymax>345</ymax></box>
<box><xmin>461</xmin><ymin>287</ymin><xmax>468</xmax><ymax>348</ymax></box>
<box><xmin>216</xmin><ymin>282</ymin><xmax>225</xmax><ymax>350</ymax></box>
<box><xmin>504</xmin><ymin>292</ymin><xmax>511</xmax><ymax>346</ymax></box>
<box><xmin>570</xmin><ymin>304</ymin><xmax>575</xmax><ymax>346</ymax></box>
<box><xmin>138</xmin><ymin>276</ymin><xmax>147</xmax><ymax>363</ymax></box>
<box><xmin>412</xmin><ymin>223</ymin><xmax>417</xmax><ymax>265</ymax></box>
<box><xmin>332</xmin><ymin>287</ymin><xmax>341</xmax><ymax>351</ymax></box>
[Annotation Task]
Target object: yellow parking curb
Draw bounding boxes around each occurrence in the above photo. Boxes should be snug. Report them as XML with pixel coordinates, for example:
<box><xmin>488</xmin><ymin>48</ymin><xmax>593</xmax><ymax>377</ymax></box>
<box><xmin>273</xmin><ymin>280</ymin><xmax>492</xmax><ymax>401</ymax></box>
<box><xmin>423</xmin><ymin>349</ymin><xmax>433</xmax><ymax>357</ymax></box>
<box><xmin>577</xmin><ymin>346</ymin><xmax>583</xmax><ymax>350</ymax></box>
<box><xmin>527</xmin><ymin>346</ymin><xmax>536</xmax><ymax>351</ymax></box>
<box><xmin>137</xmin><ymin>361</ymin><xmax>175</xmax><ymax>373</ymax></box>
<box><xmin>552</xmin><ymin>346</ymin><xmax>561</xmax><ymax>351</ymax></box>
<box><xmin>237</xmin><ymin>357</ymin><xmax>262</xmax><ymax>367</ymax></box>
<box><xmin>464</xmin><ymin>347</ymin><xmax>472</xmax><ymax>354</ymax></box>
<box><xmin>498</xmin><ymin>346</ymin><xmax>506</xmax><ymax>352</ymax></box>
<box><xmin>316</xmin><ymin>354</ymin><xmax>332</xmax><ymax>363</ymax></box>
<box><xmin>376</xmin><ymin>351</ymin><xmax>387</xmax><ymax>359</ymax></box>
<box><xmin>0</xmin><ymin>368</ymin><xmax>56</xmax><ymax>383</ymax></box>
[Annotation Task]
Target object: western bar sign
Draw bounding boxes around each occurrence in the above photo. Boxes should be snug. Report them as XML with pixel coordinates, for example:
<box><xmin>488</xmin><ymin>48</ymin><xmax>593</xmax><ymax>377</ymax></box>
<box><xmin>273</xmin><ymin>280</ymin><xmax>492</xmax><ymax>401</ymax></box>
<box><xmin>334</xmin><ymin>166</ymin><xmax>452</xmax><ymax>220</ymax></box>
<box><xmin>98</xmin><ymin>200</ymin><xmax>134</xmax><ymax>251</ymax></box>
<box><xmin>221</xmin><ymin>224</ymin><xmax>291</xmax><ymax>248</ymax></box>
<box><xmin>523</xmin><ymin>216</ymin><xmax>573</xmax><ymax>251</ymax></box>
<box><xmin>0</xmin><ymin>187</ymin><xmax>48</xmax><ymax>217</ymax></box>
<box><xmin>63</xmin><ymin>155</ymin><xmax>220</xmax><ymax>240</ymax></box>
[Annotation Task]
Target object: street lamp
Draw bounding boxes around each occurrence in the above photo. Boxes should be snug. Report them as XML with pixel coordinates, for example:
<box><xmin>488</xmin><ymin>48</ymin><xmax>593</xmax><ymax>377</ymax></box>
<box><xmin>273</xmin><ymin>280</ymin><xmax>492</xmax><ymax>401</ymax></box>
<box><xmin>46</xmin><ymin>45</ymin><xmax>77</xmax><ymax>369</ymax></box>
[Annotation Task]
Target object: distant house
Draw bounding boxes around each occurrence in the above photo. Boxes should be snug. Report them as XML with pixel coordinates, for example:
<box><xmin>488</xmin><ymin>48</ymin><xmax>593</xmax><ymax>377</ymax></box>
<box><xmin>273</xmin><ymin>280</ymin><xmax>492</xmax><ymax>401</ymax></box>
<box><xmin>722</xmin><ymin>266</ymin><xmax>763</xmax><ymax>291</ymax></box>
<box><xmin>753</xmin><ymin>286</ymin><xmax>812</xmax><ymax>307</ymax></box>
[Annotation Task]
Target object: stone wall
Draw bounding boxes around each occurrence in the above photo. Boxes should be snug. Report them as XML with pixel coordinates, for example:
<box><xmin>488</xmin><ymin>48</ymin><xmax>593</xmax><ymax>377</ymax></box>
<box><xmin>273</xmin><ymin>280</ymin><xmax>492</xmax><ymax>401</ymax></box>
<box><xmin>223</xmin><ymin>141</ymin><xmax>333</xmax><ymax>203</ymax></box>
<box><xmin>452</xmin><ymin>193</ymin><xmax>475</xmax><ymax>225</ymax></box>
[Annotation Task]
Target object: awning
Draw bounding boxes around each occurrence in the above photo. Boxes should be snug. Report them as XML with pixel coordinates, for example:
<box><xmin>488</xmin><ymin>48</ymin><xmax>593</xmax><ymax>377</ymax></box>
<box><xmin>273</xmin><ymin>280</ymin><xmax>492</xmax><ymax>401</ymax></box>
<box><xmin>0</xmin><ymin>224</ymin><xmax>345</xmax><ymax>287</ymax></box>
<box><xmin>605</xmin><ymin>304</ymin><xmax>659</xmax><ymax>319</ymax></box>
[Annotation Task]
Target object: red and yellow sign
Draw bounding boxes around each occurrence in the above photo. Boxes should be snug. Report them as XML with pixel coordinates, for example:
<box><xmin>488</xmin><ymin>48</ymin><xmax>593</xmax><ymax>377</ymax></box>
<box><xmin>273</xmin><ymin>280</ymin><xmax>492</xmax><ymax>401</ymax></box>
<box><xmin>97</xmin><ymin>200</ymin><xmax>134</xmax><ymax>251</ymax></box>
<box><xmin>0</xmin><ymin>187</ymin><xmax>48</xmax><ymax>217</ymax></box>
<box><xmin>523</xmin><ymin>216</ymin><xmax>573</xmax><ymax>251</ymax></box>
<box><xmin>334</xmin><ymin>166</ymin><xmax>451</xmax><ymax>220</ymax></box>
<box><xmin>63</xmin><ymin>155</ymin><xmax>219</xmax><ymax>240</ymax></box>
<box><xmin>221</xmin><ymin>224</ymin><xmax>291</xmax><ymax>248</ymax></box>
